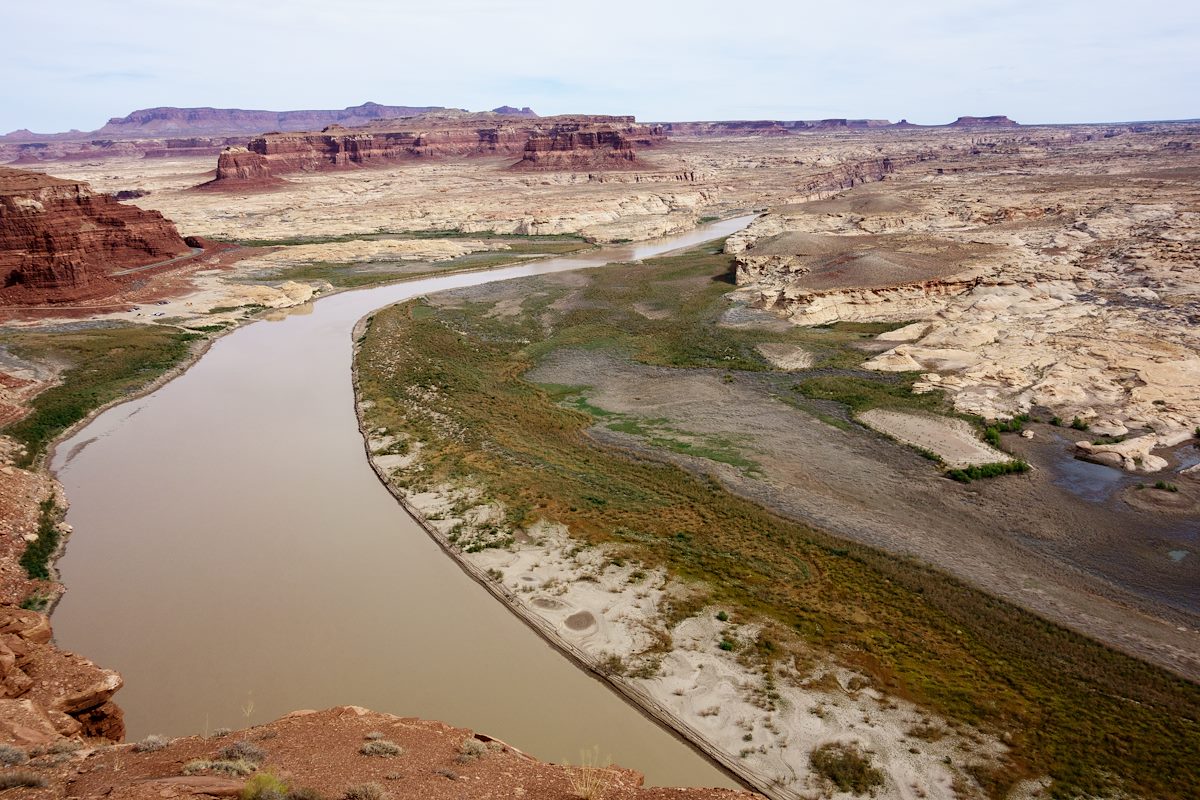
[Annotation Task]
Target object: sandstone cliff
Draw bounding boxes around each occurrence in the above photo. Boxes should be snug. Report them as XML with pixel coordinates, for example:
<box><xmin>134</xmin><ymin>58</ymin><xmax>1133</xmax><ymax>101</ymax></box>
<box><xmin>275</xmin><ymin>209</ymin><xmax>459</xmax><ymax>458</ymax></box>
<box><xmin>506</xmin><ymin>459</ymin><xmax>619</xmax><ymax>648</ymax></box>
<box><xmin>511</xmin><ymin>119</ymin><xmax>665</xmax><ymax>171</ymax></box>
<box><xmin>203</xmin><ymin>113</ymin><xmax>667</xmax><ymax>189</ymax></box>
<box><xmin>0</xmin><ymin>167</ymin><xmax>191</xmax><ymax>303</ymax></box>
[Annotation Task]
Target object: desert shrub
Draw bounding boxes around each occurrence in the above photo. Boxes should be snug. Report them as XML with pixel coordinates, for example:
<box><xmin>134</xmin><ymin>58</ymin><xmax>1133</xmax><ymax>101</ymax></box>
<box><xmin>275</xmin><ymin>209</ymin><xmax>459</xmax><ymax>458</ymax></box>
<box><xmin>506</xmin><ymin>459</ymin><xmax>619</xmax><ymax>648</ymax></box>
<box><xmin>184</xmin><ymin>759</ymin><xmax>258</xmax><ymax>777</ymax></box>
<box><xmin>48</xmin><ymin>739</ymin><xmax>82</xmax><ymax>754</ymax></box>
<box><xmin>212</xmin><ymin>728</ymin><xmax>233</xmax><ymax>738</ymax></box>
<box><xmin>0</xmin><ymin>744</ymin><xmax>28</xmax><ymax>766</ymax></box>
<box><xmin>133</xmin><ymin>734</ymin><xmax>171</xmax><ymax>752</ymax></box>
<box><xmin>0</xmin><ymin>771</ymin><xmax>47</xmax><ymax>790</ymax></box>
<box><xmin>359</xmin><ymin>740</ymin><xmax>402</xmax><ymax>758</ymax></box>
<box><xmin>342</xmin><ymin>783</ymin><xmax>385</xmax><ymax>800</ymax></box>
<box><xmin>1070</xmin><ymin>416</ymin><xmax>1090</xmax><ymax>431</ymax></box>
<box><xmin>715</xmin><ymin>610</ymin><xmax>729</xmax><ymax>622</ymax></box>
<box><xmin>457</xmin><ymin>738</ymin><xmax>487</xmax><ymax>762</ymax></box>
<box><xmin>363</xmin><ymin>731</ymin><xmax>386</xmax><ymax>741</ymax></box>
<box><xmin>1155</xmin><ymin>481</ymin><xmax>1179</xmax><ymax>493</ymax></box>
<box><xmin>286</xmin><ymin>789</ymin><xmax>325</xmax><ymax>800</ymax></box>
<box><xmin>242</xmin><ymin>771</ymin><xmax>289</xmax><ymax>800</ymax></box>
<box><xmin>810</xmin><ymin>742</ymin><xmax>884</xmax><ymax>794</ymax></box>
<box><xmin>218</xmin><ymin>740</ymin><xmax>267</xmax><ymax>764</ymax></box>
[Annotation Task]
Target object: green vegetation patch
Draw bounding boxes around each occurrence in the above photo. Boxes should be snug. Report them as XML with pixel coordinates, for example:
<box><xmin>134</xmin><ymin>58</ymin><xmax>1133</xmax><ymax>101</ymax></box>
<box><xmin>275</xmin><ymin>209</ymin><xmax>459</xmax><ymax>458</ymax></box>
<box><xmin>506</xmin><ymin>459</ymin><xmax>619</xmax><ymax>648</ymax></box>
<box><xmin>253</xmin><ymin>236</ymin><xmax>592</xmax><ymax>289</ymax></box>
<box><xmin>19</xmin><ymin>497</ymin><xmax>60</xmax><ymax>580</ymax></box>
<box><xmin>356</xmin><ymin>244</ymin><xmax>1200</xmax><ymax>799</ymax></box>
<box><xmin>2</xmin><ymin>325</ymin><xmax>200</xmax><ymax>466</ymax></box>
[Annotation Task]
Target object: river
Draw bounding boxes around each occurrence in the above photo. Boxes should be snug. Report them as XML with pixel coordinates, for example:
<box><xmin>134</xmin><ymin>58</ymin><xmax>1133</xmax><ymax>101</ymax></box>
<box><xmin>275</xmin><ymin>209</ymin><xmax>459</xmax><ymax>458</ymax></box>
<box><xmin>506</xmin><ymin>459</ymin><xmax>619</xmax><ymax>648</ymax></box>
<box><xmin>50</xmin><ymin>216</ymin><xmax>754</xmax><ymax>787</ymax></box>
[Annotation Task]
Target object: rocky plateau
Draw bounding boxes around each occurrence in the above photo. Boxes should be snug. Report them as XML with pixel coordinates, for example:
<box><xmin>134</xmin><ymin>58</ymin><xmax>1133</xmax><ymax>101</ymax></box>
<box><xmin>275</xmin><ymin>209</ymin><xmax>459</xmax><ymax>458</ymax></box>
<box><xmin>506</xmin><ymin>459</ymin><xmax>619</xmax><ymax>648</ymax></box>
<box><xmin>726</xmin><ymin>121</ymin><xmax>1200</xmax><ymax>468</ymax></box>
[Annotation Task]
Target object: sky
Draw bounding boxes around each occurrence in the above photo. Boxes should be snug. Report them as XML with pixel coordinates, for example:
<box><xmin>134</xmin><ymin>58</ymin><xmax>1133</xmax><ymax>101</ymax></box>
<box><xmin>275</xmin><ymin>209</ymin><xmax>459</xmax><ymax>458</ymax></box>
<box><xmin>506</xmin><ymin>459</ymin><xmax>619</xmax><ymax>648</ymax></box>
<box><xmin>3</xmin><ymin>0</ymin><xmax>1198</xmax><ymax>133</ymax></box>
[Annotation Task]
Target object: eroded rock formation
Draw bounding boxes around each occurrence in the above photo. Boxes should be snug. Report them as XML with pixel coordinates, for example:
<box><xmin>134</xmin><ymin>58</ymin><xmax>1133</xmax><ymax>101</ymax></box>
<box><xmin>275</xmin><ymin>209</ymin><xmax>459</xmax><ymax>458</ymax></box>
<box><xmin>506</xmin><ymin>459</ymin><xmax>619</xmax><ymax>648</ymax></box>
<box><xmin>512</xmin><ymin>119</ymin><xmax>665</xmax><ymax>171</ymax></box>
<box><xmin>203</xmin><ymin>113</ymin><xmax>668</xmax><ymax>189</ymax></box>
<box><xmin>0</xmin><ymin>607</ymin><xmax>124</xmax><ymax>744</ymax></box>
<box><xmin>0</xmin><ymin>166</ymin><xmax>191</xmax><ymax>303</ymax></box>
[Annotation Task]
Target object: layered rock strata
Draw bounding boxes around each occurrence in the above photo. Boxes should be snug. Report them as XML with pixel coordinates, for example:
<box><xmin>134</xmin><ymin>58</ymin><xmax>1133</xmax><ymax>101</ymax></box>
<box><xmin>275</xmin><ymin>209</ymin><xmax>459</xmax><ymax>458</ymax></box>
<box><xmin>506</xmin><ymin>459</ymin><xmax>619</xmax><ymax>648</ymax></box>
<box><xmin>0</xmin><ymin>166</ymin><xmax>191</xmax><ymax>302</ymax></box>
<box><xmin>727</xmin><ymin>129</ymin><xmax>1200</xmax><ymax>458</ymax></box>
<box><xmin>203</xmin><ymin>113</ymin><xmax>667</xmax><ymax>189</ymax></box>
<box><xmin>0</xmin><ymin>607</ymin><xmax>124</xmax><ymax>744</ymax></box>
<box><xmin>512</xmin><ymin>119</ymin><xmax>664</xmax><ymax>170</ymax></box>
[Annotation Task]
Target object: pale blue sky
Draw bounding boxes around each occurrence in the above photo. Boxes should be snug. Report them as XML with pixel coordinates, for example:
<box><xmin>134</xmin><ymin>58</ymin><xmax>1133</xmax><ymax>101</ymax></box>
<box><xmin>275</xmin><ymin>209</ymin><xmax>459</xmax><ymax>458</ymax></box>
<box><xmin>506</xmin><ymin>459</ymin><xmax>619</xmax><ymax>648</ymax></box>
<box><xmin>4</xmin><ymin>0</ymin><xmax>1197</xmax><ymax>132</ymax></box>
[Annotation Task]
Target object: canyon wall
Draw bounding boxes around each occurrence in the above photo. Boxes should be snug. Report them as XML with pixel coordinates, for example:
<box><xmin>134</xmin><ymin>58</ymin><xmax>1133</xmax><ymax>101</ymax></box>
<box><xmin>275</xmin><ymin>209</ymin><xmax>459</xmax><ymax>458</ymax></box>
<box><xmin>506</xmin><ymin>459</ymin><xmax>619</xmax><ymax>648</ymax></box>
<box><xmin>0</xmin><ymin>166</ymin><xmax>191</xmax><ymax>303</ymax></box>
<box><xmin>204</xmin><ymin>113</ymin><xmax>668</xmax><ymax>189</ymax></box>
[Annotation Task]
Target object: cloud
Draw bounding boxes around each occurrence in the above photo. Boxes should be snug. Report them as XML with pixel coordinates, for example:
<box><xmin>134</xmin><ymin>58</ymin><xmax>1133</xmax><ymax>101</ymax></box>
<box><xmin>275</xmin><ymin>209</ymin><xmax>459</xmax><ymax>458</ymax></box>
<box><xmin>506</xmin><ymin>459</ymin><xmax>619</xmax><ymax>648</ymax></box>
<box><xmin>2</xmin><ymin>0</ymin><xmax>1197</xmax><ymax>131</ymax></box>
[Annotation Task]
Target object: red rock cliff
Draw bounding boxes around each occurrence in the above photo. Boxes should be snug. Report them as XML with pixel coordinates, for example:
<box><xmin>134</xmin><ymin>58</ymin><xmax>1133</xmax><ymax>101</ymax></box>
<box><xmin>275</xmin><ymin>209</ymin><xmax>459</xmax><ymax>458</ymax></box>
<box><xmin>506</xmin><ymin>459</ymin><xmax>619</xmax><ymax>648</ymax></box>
<box><xmin>203</xmin><ymin>113</ymin><xmax>668</xmax><ymax>189</ymax></box>
<box><xmin>0</xmin><ymin>166</ymin><xmax>190</xmax><ymax>303</ymax></box>
<box><xmin>511</xmin><ymin>119</ymin><xmax>666</xmax><ymax>171</ymax></box>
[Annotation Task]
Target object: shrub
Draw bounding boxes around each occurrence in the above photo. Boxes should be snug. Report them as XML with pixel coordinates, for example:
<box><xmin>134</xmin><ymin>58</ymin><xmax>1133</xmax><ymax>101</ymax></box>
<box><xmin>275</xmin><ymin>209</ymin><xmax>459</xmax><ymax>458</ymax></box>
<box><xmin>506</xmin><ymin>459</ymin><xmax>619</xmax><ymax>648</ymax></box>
<box><xmin>184</xmin><ymin>759</ymin><xmax>258</xmax><ymax>777</ymax></box>
<box><xmin>212</xmin><ymin>728</ymin><xmax>233</xmax><ymax>739</ymax></box>
<box><xmin>718</xmin><ymin>638</ymin><xmax>736</xmax><ymax>651</ymax></box>
<box><xmin>809</xmin><ymin>742</ymin><xmax>884</xmax><ymax>794</ymax></box>
<box><xmin>363</xmin><ymin>732</ymin><xmax>386</xmax><ymax>741</ymax></box>
<box><xmin>0</xmin><ymin>771</ymin><xmax>47</xmax><ymax>790</ymax></box>
<box><xmin>715</xmin><ymin>610</ymin><xmax>729</xmax><ymax>622</ymax></box>
<box><xmin>218</xmin><ymin>741</ymin><xmax>267</xmax><ymax>764</ymax></box>
<box><xmin>457</xmin><ymin>738</ymin><xmax>487</xmax><ymax>761</ymax></box>
<box><xmin>0</xmin><ymin>744</ymin><xmax>28</xmax><ymax>766</ymax></box>
<box><xmin>1155</xmin><ymin>481</ymin><xmax>1179</xmax><ymax>493</ymax></box>
<box><xmin>133</xmin><ymin>734</ymin><xmax>172</xmax><ymax>752</ymax></box>
<box><xmin>19</xmin><ymin>594</ymin><xmax>49</xmax><ymax>612</ymax></box>
<box><xmin>242</xmin><ymin>771</ymin><xmax>289</xmax><ymax>800</ymax></box>
<box><xmin>287</xmin><ymin>789</ymin><xmax>325</xmax><ymax>800</ymax></box>
<box><xmin>342</xmin><ymin>783</ymin><xmax>385</xmax><ymax>800</ymax></box>
<box><xmin>359</xmin><ymin>740</ymin><xmax>402</xmax><ymax>758</ymax></box>
<box><xmin>1070</xmin><ymin>416</ymin><xmax>1090</xmax><ymax>431</ymax></box>
<box><xmin>19</xmin><ymin>499</ymin><xmax>61</xmax><ymax>581</ymax></box>
<box><xmin>946</xmin><ymin>460</ymin><xmax>1030</xmax><ymax>482</ymax></box>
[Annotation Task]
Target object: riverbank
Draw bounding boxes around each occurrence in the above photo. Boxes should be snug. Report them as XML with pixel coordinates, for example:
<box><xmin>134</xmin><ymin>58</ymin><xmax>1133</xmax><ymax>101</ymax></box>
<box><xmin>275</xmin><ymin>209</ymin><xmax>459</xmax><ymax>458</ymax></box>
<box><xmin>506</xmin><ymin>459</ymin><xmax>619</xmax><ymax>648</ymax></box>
<box><xmin>350</xmin><ymin>241</ymin><xmax>1200</xmax><ymax>800</ymax></box>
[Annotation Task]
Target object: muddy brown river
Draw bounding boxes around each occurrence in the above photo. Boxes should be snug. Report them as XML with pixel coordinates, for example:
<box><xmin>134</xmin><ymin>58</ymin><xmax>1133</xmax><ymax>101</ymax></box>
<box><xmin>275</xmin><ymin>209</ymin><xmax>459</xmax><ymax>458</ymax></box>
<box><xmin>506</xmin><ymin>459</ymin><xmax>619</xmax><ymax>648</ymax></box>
<box><xmin>50</xmin><ymin>218</ymin><xmax>753</xmax><ymax>787</ymax></box>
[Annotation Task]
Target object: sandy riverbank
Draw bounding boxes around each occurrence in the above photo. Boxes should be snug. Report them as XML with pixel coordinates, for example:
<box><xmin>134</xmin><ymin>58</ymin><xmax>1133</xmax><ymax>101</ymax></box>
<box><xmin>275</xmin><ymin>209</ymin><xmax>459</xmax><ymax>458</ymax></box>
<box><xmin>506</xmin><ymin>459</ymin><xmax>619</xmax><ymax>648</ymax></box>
<box><xmin>350</xmin><ymin>348</ymin><xmax>1024</xmax><ymax>800</ymax></box>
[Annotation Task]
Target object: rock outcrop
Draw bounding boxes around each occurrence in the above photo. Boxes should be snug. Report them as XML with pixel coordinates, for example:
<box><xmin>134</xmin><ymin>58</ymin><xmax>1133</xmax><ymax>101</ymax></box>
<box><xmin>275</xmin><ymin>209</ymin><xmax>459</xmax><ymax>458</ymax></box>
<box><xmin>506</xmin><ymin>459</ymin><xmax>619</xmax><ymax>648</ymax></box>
<box><xmin>0</xmin><ymin>103</ymin><xmax>544</xmax><ymax>163</ymax></box>
<box><xmin>0</xmin><ymin>166</ymin><xmax>191</xmax><ymax>303</ymax></box>
<box><xmin>200</xmin><ymin>147</ymin><xmax>282</xmax><ymax>191</ymax></box>
<box><xmin>0</xmin><ymin>607</ymin><xmax>124</xmax><ymax>744</ymax></box>
<box><xmin>202</xmin><ymin>113</ymin><xmax>667</xmax><ymax>189</ymax></box>
<box><xmin>511</xmin><ymin>119</ymin><xmax>665</xmax><ymax>171</ymax></box>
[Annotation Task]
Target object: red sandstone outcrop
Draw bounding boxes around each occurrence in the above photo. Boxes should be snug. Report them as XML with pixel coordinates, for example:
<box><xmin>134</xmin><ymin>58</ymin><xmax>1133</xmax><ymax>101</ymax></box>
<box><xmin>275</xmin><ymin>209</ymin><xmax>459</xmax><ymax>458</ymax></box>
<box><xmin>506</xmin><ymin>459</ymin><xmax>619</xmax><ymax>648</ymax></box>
<box><xmin>198</xmin><ymin>147</ymin><xmax>282</xmax><ymax>191</ymax></box>
<box><xmin>203</xmin><ymin>113</ymin><xmax>667</xmax><ymax>189</ymax></box>
<box><xmin>511</xmin><ymin>119</ymin><xmax>665</xmax><ymax>171</ymax></box>
<box><xmin>0</xmin><ymin>166</ymin><xmax>191</xmax><ymax>303</ymax></box>
<box><xmin>0</xmin><ymin>607</ymin><xmax>124</xmax><ymax>744</ymax></box>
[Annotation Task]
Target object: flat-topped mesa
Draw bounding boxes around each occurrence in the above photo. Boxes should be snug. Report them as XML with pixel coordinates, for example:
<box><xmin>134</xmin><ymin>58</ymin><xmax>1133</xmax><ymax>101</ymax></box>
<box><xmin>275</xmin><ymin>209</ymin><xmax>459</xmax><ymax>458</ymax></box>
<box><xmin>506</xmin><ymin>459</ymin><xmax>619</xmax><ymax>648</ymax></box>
<box><xmin>947</xmin><ymin>115</ymin><xmax>1019</xmax><ymax>128</ymax></box>
<box><xmin>0</xmin><ymin>166</ymin><xmax>190</xmax><ymax>303</ymax></box>
<box><xmin>511</xmin><ymin>118</ymin><xmax>667</xmax><ymax>171</ymax></box>
<box><xmin>202</xmin><ymin>113</ymin><xmax>667</xmax><ymax>189</ymax></box>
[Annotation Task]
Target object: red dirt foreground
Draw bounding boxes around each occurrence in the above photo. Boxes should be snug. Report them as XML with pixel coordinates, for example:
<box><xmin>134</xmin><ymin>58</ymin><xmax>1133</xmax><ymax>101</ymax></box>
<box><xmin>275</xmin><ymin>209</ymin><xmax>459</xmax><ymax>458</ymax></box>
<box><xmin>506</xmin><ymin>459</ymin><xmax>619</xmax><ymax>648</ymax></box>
<box><xmin>0</xmin><ymin>706</ymin><xmax>753</xmax><ymax>800</ymax></box>
<box><xmin>0</xmin><ymin>166</ymin><xmax>193</xmax><ymax>305</ymax></box>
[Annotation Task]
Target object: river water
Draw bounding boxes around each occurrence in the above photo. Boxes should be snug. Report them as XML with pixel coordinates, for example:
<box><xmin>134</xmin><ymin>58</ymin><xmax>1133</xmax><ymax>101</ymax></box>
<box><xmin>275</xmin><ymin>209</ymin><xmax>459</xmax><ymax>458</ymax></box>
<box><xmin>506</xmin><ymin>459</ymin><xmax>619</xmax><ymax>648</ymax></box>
<box><xmin>50</xmin><ymin>217</ymin><xmax>754</xmax><ymax>787</ymax></box>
